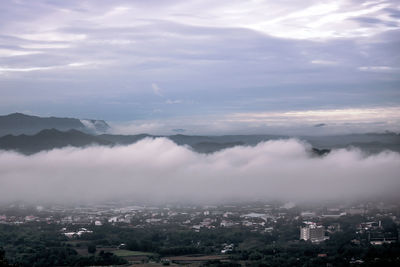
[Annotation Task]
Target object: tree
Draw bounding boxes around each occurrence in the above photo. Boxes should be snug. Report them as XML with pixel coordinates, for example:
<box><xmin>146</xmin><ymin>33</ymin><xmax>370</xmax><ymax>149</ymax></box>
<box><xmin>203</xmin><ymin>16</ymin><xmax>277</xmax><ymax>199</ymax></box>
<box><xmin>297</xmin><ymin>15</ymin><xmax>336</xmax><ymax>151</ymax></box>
<box><xmin>88</xmin><ymin>243</ymin><xmax>96</xmax><ymax>254</ymax></box>
<box><xmin>0</xmin><ymin>247</ymin><xmax>13</xmax><ymax>267</ymax></box>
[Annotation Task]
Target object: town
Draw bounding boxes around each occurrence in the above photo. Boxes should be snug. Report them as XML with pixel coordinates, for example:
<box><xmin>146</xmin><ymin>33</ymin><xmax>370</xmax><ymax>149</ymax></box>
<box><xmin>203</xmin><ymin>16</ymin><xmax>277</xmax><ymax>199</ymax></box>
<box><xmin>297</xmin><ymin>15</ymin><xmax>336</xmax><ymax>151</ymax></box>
<box><xmin>1</xmin><ymin>200</ymin><xmax>399</xmax><ymax>266</ymax></box>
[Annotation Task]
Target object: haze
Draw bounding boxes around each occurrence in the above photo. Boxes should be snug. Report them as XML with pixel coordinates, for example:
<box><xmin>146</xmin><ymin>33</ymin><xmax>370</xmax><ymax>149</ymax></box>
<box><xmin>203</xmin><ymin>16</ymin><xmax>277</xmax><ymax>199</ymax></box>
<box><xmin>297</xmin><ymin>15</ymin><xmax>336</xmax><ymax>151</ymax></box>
<box><xmin>0</xmin><ymin>138</ymin><xmax>399</xmax><ymax>204</ymax></box>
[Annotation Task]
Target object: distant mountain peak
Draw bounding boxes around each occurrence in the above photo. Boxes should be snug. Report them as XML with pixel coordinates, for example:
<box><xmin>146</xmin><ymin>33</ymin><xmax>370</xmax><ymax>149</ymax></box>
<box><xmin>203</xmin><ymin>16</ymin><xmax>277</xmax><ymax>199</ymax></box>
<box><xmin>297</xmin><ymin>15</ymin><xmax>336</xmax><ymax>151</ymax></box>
<box><xmin>8</xmin><ymin>112</ymin><xmax>37</xmax><ymax>118</ymax></box>
<box><xmin>0</xmin><ymin>113</ymin><xmax>110</xmax><ymax>137</ymax></box>
<box><xmin>0</xmin><ymin>128</ymin><xmax>113</xmax><ymax>154</ymax></box>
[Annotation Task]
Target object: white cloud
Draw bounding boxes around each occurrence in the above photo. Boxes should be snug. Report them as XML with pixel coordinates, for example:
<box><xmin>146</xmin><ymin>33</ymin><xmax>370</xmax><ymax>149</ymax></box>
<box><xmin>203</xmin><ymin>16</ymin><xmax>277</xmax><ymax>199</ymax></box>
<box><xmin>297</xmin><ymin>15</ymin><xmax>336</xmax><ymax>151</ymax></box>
<box><xmin>19</xmin><ymin>43</ymin><xmax>71</xmax><ymax>49</ymax></box>
<box><xmin>108</xmin><ymin>107</ymin><xmax>400</xmax><ymax>135</ymax></box>
<box><xmin>110</xmin><ymin>121</ymin><xmax>166</xmax><ymax>135</ymax></box>
<box><xmin>17</xmin><ymin>32</ymin><xmax>87</xmax><ymax>42</ymax></box>
<box><xmin>358</xmin><ymin>66</ymin><xmax>399</xmax><ymax>72</ymax></box>
<box><xmin>311</xmin><ymin>60</ymin><xmax>338</xmax><ymax>65</ymax></box>
<box><xmin>0</xmin><ymin>48</ymin><xmax>43</xmax><ymax>57</ymax></box>
<box><xmin>67</xmin><ymin>62</ymin><xmax>96</xmax><ymax>67</ymax></box>
<box><xmin>0</xmin><ymin>138</ymin><xmax>399</xmax><ymax>204</ymax></box>
<box><xmin>166</xmin><ymin>99</ymin><xmax>182</xmax><ymax>104</ymax></box>
<box><xmin>0</xmin><ymin>61</ymin><xmax>101</xmax><ymax>74</ymax></box>
<box><xmin>0</xmin><ymin>66</ymin><xmax>55</xmax><ymax>72</ymax></box>
<box><xmin>229</xmin><ymin>107</ymin><xmax>400</xmax><ymax>124</ymax></box>
<box><xmin>152</xmin><ymin>83</ymin><xmax>163</xmax><ymax>97</ymax></box>
<box><xmin>158</xmin><ymin>0</ymin><xmax>399</xmax><ymax>39</ymax></box>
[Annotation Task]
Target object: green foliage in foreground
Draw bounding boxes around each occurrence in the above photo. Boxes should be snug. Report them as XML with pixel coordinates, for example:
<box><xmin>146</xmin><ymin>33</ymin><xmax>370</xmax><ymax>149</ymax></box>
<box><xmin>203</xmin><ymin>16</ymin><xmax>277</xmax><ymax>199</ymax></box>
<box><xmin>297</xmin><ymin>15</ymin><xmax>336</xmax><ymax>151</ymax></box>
<box><xmin>112</xmin><ymin>249</ymin><xmax>155</xmax><ymax>257</ymax></box>
<box><xmin>0</xmin><ymin>223</ymin><xmax>127</xmax><ymax>266</ymax></box>
<box><xmin>0</xmin><ymin>218</ymin><xmax>400</xmax><ymax>267</ymax></box>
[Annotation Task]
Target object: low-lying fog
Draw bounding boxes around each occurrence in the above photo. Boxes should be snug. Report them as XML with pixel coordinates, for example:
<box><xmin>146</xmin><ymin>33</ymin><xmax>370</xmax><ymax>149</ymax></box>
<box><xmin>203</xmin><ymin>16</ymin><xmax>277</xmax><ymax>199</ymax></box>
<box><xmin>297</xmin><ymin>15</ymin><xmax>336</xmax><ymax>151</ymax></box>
<box><xmin>0</xmin><ymin>138</ymin><xmax>399</xmax><ymax>204</ymax></box>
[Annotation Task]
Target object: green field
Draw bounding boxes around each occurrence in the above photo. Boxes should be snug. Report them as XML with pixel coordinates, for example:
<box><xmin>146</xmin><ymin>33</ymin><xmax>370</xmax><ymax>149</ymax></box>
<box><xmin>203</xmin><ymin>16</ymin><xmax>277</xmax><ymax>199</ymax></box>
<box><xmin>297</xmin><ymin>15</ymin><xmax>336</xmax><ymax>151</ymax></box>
<box><xmin>112</xmin><ymin>250</ymin><xmax>156</xmax><ymax>257</ymax></box>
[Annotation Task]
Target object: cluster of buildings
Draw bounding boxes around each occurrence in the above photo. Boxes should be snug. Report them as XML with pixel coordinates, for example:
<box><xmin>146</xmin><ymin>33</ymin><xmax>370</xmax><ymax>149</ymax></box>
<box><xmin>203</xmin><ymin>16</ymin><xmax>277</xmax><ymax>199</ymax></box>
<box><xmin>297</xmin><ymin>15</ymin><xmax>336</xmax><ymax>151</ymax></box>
<box><xmin>0</xmin><ymin>201</ymin><xmax>399</xmax><ymax>246</ymax></box>
<box><xmin>62</xmin><ymin>227</ymin><xmax>93</xmax><ymax>238</ymax></box>
<box><xmin>356</xmin><ymin>221</ymin><xmax>398</xmax><ymax>245</ymax></box>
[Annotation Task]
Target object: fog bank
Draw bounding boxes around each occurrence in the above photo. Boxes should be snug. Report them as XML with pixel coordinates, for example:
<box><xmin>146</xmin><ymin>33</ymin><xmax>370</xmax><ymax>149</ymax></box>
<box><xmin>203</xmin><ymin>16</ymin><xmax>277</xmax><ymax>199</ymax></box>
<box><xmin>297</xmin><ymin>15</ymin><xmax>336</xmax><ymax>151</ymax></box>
<box><xmin>0</xmin><ymin>138</ymin><xmax>399</xmax><ymax>204</ymax></box>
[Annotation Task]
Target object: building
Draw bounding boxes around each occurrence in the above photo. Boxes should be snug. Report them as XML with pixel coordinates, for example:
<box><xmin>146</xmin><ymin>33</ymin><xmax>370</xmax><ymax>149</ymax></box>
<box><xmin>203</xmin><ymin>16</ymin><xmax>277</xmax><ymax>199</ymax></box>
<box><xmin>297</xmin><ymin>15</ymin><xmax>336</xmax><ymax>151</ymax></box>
<box><xmin>300</xmin><ymin>223</ymin><xmax>326</xmax><ymax>242</ymax></box>
<box><xmin>368</xmin><ymin>230</ymin><xmax>398</xmax><ymax>245</ymax></box>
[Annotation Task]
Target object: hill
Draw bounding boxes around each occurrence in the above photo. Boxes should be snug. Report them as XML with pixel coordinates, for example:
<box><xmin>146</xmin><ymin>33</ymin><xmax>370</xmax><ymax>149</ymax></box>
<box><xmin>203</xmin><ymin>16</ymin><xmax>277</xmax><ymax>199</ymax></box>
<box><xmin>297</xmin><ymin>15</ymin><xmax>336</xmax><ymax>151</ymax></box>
<box><xmin>0</xmin><ymin>113</ymin><xmax>110</xmax><ymax>136</ymax></box>
<box><xmin>0</xmin><ymin>129</ymin><xmax>112</xmax><ymax>154</ymax></box>
<box><xmin>0</xmin><ymin>112</ymin><xmax>399</xmax><ymax>155</ymax></box>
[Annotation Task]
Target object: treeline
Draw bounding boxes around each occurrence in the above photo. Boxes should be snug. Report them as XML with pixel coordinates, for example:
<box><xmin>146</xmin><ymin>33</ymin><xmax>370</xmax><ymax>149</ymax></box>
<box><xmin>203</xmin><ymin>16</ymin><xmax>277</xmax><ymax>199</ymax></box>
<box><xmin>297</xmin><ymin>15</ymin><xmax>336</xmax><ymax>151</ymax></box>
<box><xmin>1</xmin><ymin>215</ymin><xmax>400</xmax><ymax>266</ymax></box>
<box><xmin>82</xmin><ymin>224</ymin><xmax>262</xmax><ymax>256</ymax></box>
<box><xmin>0</xmin><ymin>223</ymin><xmax>126</xmax><ymax>266</ymax></box>
<box><xmin>2</xmin><ymin>247</ymin><xmax>126</xmax><ymax>267</ymax></box>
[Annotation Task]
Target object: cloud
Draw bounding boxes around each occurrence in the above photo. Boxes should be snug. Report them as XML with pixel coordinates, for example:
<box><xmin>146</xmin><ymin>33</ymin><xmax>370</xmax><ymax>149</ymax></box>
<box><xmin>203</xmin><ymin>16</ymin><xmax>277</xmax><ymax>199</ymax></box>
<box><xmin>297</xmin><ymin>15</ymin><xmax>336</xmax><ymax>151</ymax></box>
<box><xmin>108</xmin><ymin>107</ymin><xmax>400</xmax><ymax>135</ymax></box>
<box><xmin>17</xmin><ymin>32</ymin><xmax>87</xmax><ymax>42</ymax></box>
<box><xmin>152</xmin><ymin>83</ymin><xmax>163</xmax><ymax>97</ymax></box>
<box><xmin>230</xmin><ymin>107</ymin><xmax>400</xmax><ymax>124</ymax></box>
<box><xmin>351</xmin><ymin>16</ymin><xmax>398</xmax><ymax>27</ymax></box>
<box><xmin>109</xmin><ymin>121</ymin><xmax>167</xmax><ymax>135</ymax></box>
<box><xmin>0</xmin><ymin>138</ymin><xmax>399</xmax><ymax>204</ymax></box>
<box><xmin>166</xmin><ymin>99</ymin><xmax>182</xmax><ymax>104</ymax></box>
<box><xmin>358</xmin><ymin>66</ymin><xmax>399</xmax><ymax>72</ymax></box>
<box><xmin>0</xmin><ymin>66</ymin><xmax>56</xmax><ymax>73</ymax></box>
<box><xmin>172</xmin><ymin>128</ymin><xmax>186</xmax><ymax>133</ymax></box>
<box><xmin>311</xmin><ymin>60</ymin><xmax>338</xmax><ymax>65</ymax></box>
<box><xmin>0</xmin><ymin>61</ymin><xmax>100</xmax><ymax>74</ymax></box>
<box><xmin>0</xmin><ymin>48</ymin><xmax>43</xmax><ymax>57</ymax></box>
<box><xmin>0</xmin><ymin>0</ymin><xmax>399</xmax><ymax>123</ymax></box>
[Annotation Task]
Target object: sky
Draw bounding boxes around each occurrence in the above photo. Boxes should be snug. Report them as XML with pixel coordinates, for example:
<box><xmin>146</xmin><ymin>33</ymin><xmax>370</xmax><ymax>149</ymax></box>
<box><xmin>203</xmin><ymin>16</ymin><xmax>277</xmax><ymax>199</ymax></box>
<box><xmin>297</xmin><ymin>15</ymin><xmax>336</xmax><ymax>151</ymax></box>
<box><xmin>1</xmin><ymin>0</ymin><xmax>400</xmax><ymax>134</ymax></box>
<box><xmin>1</xmin><ymin>138</ymin><xmax>399</xmax><ymax>204</ymax></box>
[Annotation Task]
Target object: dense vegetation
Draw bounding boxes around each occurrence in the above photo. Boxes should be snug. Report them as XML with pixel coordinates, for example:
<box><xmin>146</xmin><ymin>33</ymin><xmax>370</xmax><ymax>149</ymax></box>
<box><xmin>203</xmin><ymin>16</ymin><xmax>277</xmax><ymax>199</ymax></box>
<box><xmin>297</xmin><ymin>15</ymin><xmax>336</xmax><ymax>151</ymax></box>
<box><xmin>0</xmin><ymin>215</ymin><xmax>399</xmax><ymax>266</ymax></box>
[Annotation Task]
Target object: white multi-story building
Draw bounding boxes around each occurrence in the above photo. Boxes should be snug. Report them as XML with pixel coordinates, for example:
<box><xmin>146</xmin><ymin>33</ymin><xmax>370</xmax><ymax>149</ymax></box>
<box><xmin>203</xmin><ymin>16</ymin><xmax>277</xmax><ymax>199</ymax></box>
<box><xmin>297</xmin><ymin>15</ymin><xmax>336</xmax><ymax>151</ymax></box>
<box><xmin>300</xmin><ymin>223</ymin><xmax>326</xmax><ymax>242</ymax></box>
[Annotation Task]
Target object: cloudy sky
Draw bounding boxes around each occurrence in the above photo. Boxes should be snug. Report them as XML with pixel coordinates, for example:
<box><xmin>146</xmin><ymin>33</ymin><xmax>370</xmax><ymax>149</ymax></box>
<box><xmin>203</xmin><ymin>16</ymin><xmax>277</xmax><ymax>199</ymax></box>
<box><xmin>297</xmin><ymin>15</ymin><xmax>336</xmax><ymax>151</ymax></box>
<box><xmin>1</xmin><ymin>0</ymin><xmax>399</xmax><ymax>134</ymax></box>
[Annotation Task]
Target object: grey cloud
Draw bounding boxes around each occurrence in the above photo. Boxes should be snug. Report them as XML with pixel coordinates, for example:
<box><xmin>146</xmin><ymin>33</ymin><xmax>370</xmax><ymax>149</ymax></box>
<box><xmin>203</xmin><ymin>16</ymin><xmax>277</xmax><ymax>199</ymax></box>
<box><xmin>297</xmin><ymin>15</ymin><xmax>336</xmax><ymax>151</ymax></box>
<box><xmin>351</xmin><ymin>17</ymin><xmax>398</xmax><ymax>28</ymax></box>
<box><xmin>384</xmin><ymin>7</ymin><xmax>400</xmax><ymax>18</ymax></box>
<box><xmin>0</xmin><ymin>0</ymin><xmax>399</xmax><ymax>123</ymax></box>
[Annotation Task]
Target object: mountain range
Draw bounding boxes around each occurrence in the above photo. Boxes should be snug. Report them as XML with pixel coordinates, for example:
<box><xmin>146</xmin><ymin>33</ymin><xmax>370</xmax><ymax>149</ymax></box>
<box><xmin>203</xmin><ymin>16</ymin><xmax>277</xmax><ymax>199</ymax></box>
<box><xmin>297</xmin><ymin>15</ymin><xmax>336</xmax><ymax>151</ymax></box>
<box><xmin>0</xmin><ymin>113</ymin><xmax>399</xmax><ymax>154</ymax></box>
<box><xmin>0</xmin><ymin>113</ymin><xmax>110</xmax><ymax>136</ymax></box>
